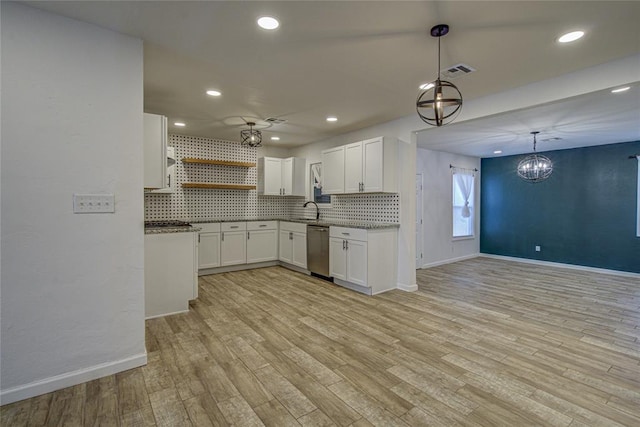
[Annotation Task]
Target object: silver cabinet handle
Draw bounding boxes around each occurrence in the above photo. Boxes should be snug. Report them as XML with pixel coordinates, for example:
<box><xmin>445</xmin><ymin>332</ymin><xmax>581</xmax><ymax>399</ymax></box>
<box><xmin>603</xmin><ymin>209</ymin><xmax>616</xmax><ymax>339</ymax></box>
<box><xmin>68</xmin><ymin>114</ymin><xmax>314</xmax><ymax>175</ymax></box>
<box><xmin>198</xmin><ymin>234</ymin><xmax>201</xmax><ymax>243</ymax></box>
<box><xmin>346</xmin><ymin>240</ymin><xmax>349</xmax><ymax>250</ymax></box>
<box><xmin>342</xmin><ymin>232</ymin><xmax>350</xmax><ymax>236</ymax></box>
<box><xmin>221</xmin><ymin>232</ymin><xmax>224</xmax><ymax>241</ymax></box>
<box><xmin>342</xmin><ymin>240</ymin><xmax>346</xmax><ymax>250</ymax></box>
<box><xmin>230</xmin><ymin>225</ymin><xmax>239</xmax><ymax>229</ymax></box>
<box><xmin>259</xmin><ymin>224</ymin><xmax>267</xmax><ymax>228</ymax></box>
<box><xmin>247</xmin><ymin>231</ymin><xmax>250</xmax><ymax>240</ymax></box>
<box><xmin>289</xmin><ymin>232</ymin><xmax>293</xmax><ymax>240</ymax></box>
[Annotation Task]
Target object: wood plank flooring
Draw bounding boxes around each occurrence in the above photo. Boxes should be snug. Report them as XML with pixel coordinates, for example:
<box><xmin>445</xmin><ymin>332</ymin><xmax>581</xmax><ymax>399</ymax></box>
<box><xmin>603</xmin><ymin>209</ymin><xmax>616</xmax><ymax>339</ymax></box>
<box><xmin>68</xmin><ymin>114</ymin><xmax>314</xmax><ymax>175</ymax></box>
<box><xmin>2</xmin><ymin>258</ymin><xmax>639</xmax><ymax>426</ymax></box>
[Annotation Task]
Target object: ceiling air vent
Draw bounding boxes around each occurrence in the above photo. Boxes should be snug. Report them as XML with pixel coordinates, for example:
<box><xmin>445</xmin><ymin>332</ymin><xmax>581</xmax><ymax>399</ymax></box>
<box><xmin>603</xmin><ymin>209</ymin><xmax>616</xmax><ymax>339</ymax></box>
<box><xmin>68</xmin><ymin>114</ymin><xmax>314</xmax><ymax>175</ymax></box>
<box><xmin>441</xmin><ymin>63</ymin><xmax>476</xmax><ymax>80</ymax></box>
<box><xmin>265</xmin><ymin>117</ymin><xmax>287</xmax><ymax>124</ymax></box>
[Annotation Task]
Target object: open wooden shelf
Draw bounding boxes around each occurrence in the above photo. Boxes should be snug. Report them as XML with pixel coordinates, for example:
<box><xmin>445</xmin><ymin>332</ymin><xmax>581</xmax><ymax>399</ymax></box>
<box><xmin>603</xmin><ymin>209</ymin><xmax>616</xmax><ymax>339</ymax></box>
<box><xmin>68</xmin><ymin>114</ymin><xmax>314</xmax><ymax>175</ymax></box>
<box><xmin>182</xmin><ymin>158</ymin><xmax>256</xmax><ymax>168</ymax></box>
<box><xmin>182</xmin><ymin>183</ymin><xmax>256</xmax><ymax>190</ymax></box>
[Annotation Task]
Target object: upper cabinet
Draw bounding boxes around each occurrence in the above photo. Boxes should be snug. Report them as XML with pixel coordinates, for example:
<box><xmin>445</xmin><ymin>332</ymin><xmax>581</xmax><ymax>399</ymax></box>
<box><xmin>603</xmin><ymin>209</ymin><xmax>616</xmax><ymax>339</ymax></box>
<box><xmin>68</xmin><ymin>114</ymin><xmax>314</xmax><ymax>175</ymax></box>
<box><xmin>143</xmin><ymin>113</ymin><xmax>168</xmax><ymax>189</ymax></box>
<box><xmin>258</xmin><ymin>157</ymin><xmax>306</xmax><ymax>196</ymax></box>
<box><xmin>321</xmin><ymin>136</ymin><xmax>397</xmax><ymax>194</ymax></box>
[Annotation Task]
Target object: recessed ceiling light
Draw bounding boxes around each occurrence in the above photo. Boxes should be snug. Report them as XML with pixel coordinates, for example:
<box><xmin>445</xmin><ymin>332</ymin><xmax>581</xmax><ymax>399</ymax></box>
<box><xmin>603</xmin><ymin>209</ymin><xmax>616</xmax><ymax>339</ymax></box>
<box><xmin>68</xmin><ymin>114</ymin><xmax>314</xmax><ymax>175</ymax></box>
<box><xmin>257</xmin><ymin>16</ymin><xmax>279</xmax><ymax>30</ymax></box>
<box><xmin>558</xmin><ymin>30</ymin><xmax>584</xmax><ymax>43</ymax></box>
<box><xmin>493</xmin><ymin>150</ymin><xmax>502</xmax><ymax>154</ymax></box>
<box><xmin>206</xmin><ymin>90</ymin><xmax>221</xmax><ymax>97</ymax></box>
<box><xmin>326</xmin><ymin>116</ymin><xmax>338</xmax><ymax>122</ymax></box>
<box><xmin>271</xmin><ymin>136</ymin><xmax>280</xmax><ymax>141</ymax></box>
<box><xmin>174</xmin><ymin>122</ymin><xmax>186</xmax><ymax>127</ymax></box>
<box><xmin>611</xmin><ymin>86</ymin><xmax>630</xmax><ymax>93</ymax></box>
<box><xmin>419</xmin><ymin>82</ymin><xmax>434</xmax><ymax>90</ymax></box>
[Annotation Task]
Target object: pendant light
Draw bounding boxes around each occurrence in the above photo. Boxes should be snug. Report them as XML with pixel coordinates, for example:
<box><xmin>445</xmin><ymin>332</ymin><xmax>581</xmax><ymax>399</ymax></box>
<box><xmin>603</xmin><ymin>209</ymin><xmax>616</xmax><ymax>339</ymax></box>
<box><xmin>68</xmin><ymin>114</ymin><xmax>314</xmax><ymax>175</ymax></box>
<box><xmin>240</xmin><ymin>121</ymin><xmax>262</xmax><ymax>147</ymax></box>
<box><xmin>416</xmin><ymin>24</ymin><xmax>463</xmax><ymax>127</ymax></box>
<box><xmin>517</xmin><ymin>131</ymin><xmax>553</xmax><ymax>182</ymax></box>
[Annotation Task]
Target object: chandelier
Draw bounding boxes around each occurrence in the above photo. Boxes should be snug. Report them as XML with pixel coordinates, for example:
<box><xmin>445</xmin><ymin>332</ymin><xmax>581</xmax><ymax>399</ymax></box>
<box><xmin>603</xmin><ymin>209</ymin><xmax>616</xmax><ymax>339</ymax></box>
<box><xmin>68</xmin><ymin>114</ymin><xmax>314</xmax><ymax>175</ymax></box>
<box><xmin>416</xmin><ymin>24</ymin><xmax>463</xmax><ymax>127</ymax></box>
<box><xmin>240</xmin><ymin>121</ymin><xmax>262</xmax><ymax>147</ymax></box>
<box><xmin>517</xmin><ymin>131</ymin><xmax>553</xmax><ymax>182</ymax></box>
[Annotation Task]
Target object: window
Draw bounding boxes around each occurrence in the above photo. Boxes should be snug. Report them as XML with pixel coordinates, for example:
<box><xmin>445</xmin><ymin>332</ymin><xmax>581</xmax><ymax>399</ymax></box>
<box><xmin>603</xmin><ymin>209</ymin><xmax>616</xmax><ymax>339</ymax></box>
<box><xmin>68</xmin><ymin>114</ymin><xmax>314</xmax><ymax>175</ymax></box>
<box><xmin>452</xmin><ymin>170</ymin><xmax>475</xmax><ymax>238</ymax></box>
<box><xmin>310</xmin><ymin>162</ymin><xmax>331</xmax><ymax>206</ymax></box>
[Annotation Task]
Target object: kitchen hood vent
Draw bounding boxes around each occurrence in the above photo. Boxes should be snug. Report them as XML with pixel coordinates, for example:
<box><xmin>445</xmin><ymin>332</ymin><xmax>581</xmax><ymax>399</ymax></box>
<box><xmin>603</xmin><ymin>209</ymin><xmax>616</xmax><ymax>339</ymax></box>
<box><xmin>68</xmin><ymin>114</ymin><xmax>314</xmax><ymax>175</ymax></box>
<box><xmin>441</xmin><ymin>63</ymin><xmax>476</xmax><ymax>80</ymax></box>
<box><xmin>265</xmin><ymin>117</ymin><xmax>287</xmax><ymax>124</ymax></box>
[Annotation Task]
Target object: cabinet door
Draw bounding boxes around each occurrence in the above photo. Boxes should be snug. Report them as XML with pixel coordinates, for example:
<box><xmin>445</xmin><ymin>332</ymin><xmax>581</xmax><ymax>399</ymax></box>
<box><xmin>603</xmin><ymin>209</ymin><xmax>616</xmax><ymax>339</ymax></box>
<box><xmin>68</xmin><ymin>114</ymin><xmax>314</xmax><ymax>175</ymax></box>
<box><xmin>247</xmin><ymin>229</ymin><xmax>278</xmax><ymax>263</ymax></box>
<box><xmin>198</xmin><ymin>232</ymin><xmax>220</xmax><ymax>269</ymax></box>
<box><xmin>362</xmin><ymin>137</ymin><xmax>383</xmax><ymax>192</ymax></box>
<box><xmin>281</xmin><ymin>158</ymin><xmax>293</xmax><ymax>195</ymax></box>
<box><xmin>344</xmin><ymin>141</ymin><xmax>363</xmax><ymax>193</ymax></box>
<box><xmin>321</xmin><ymin>146</ymin><xmax>345</xmax><ymax>194</ymax></box>
<box><xmin>279</xmin><ymin>230</ymin><xmax>293</xmax><ymax>264</ymax></box>
<box><xmin>329</xmin><ymin>237</ymin><xmax>347</xmax><ymax>280</ymax></box>
<box><xmin>263</xmin><ymin>157</ymin><xmax>283</xmax><ymax>195</ymax></box>
<box><xmin>221</xmin><ymin>231</ymin><xmax>246</xmax><ymax>266</ymax></box>
<box><xmin>346</xmin><ymin>239</ymin><xmax>368</xmax><ymax>287</ymax></box>
<box><xmin>143</xmin><ymin>113</ymin><xmax>167</xmax><ymax>189</ymax></box>
<box><xmin>291</xmin><ymin>231</ymin><xmax>307</xmax><ymax>269</ymax></box>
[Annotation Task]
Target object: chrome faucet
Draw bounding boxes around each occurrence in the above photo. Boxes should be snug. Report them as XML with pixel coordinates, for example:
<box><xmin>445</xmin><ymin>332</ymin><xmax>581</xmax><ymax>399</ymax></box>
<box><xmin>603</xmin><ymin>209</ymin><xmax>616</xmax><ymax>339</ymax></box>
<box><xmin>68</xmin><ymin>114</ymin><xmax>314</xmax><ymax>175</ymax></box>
<box><xmin>303</xmin><ymin>201</ymin><xmax>320</xmax><ymax>220</ymax></box>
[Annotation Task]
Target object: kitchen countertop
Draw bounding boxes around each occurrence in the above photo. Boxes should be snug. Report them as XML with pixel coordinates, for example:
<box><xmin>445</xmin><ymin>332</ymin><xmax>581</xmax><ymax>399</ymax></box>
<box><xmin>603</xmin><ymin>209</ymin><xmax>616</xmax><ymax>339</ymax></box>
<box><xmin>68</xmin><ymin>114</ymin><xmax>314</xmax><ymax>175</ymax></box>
<box><xmin>188</xmin><ymin>218</ymin><xmax>400</xmax><ymax>230</ymax></box>
<box><xmin>144</xmin><ymin>226</ymin><xmax>201</xmax><ymax>235</ymax></box>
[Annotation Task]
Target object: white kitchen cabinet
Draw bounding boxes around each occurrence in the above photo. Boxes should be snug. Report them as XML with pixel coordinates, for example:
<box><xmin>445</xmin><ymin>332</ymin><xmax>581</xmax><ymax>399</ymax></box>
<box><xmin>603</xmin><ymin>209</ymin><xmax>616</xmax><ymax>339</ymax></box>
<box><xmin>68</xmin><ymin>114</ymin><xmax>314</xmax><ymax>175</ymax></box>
<box><xmin>144</xmin><ymin>231</ymin><xmax>197</xmax><ymax>318</ymax></box>
<box><xmin>150</xmin><ymin>146</ymin><xmax>176</xmax><ymax>194</ymax></box>
<box><xmin>258</xmin><ymin>157</ymin><xmax>306</xmax><ymax>196</ymax></box>
<box><xmin>221</xmin><ymin>222</ymin><xmax>246</xmax><ymax>266</ymax></box>
<box><xmin>198</xmin><ymin>223</ymin><xmax>221</xmax><ymax>269</ymax></box>
<box><xmin>247</xmin><ymin>221</ymin><xmax>278</xmax><ymax>263</ymax></box>
<box><xmin>321</xmin><ymin>146</ymin><xmax>346</xmax><ymax>194</ymax></box>
<box><xmin>143</xmin><ymin>113</ymin><xmax>168</xmax><ymax>189</ymax></box>
<box><xmin>322</xmin><ymin>136</ymin><xmax>397</xmax><ymax>194</ymax></box>
<box><xmin>279</xmin><ymin>221</ymin><xmax>307</xmax><ymax>269</ymax></box>
<box><xmin>329</xmin><ymin>226</ymin><xmax>397</xmax><ymax>295</ymax></box>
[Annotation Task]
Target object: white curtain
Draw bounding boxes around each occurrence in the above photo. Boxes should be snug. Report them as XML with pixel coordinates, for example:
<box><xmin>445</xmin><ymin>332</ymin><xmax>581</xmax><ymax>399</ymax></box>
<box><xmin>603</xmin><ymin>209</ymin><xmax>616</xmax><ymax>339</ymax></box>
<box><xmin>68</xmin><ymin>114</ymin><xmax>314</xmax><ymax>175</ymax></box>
<box><xmin>311</xmin><ymin>163</ymin><xmax>322</xmax><ymax>189</ymax></box>
<box><xmin>454</xmin><ymin>171</ymin><xmax>474</xmax><ymax>218</ymax></box>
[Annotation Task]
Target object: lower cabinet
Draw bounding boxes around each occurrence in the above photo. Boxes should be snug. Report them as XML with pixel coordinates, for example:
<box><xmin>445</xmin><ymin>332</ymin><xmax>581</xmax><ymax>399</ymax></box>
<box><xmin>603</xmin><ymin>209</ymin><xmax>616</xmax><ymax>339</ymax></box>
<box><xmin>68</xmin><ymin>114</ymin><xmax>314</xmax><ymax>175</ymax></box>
<box><xmin>145</xmin><ymin>231</ymin><xmax>197</xmax><ymax>318</ymax></box>
<box><xmin>247</xmin><ymin>221</ymin><xmax>278</xmax><ymax>263</ymax></box>
<box><xmin>329</xmin><ymin>226</ymin><xmax>397</xmax><ymax>295</ymax></box>
<box><xmin>198</xmin><ymin>223</ymin><xmax>221</xmax><ymax>269</ymax></box>
<box><xmin>279</xmin><ymin>221</ymin><xmax>307</xmax><ymax>269</ymax></box>
<box><xmin>221</xmin><ymin>222</ymin><xmax>247</xmax><ymax>266</ymax></box>
<box><xmin>199</xmin><ymin>221</ymin><xmax>279</xmax><ymax>271</ymax></box>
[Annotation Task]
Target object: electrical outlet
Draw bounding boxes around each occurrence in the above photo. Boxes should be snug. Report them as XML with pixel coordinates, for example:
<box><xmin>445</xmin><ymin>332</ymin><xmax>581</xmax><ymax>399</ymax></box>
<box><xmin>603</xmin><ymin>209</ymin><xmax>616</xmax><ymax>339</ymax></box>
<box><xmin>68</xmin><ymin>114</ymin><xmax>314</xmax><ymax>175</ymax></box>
<box><xmin>535</xmin><ymin>245</ymin><xmax>541</xmax><ymax>252</ymax></box>
<box><xmin>73</xmin><ymin>194</ymin><xmax>115</xmax><ymax>214</ymax></box>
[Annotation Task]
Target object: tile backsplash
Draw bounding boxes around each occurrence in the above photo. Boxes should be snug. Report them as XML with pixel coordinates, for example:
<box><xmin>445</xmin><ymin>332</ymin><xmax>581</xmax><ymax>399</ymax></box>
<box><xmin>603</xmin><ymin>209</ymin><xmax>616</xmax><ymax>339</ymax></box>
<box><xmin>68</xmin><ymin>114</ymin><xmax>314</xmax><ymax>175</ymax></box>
<box><xmin>144</xmin><ymin>134</ymin><xmax>399</xmax><ymax>223</ymax></box>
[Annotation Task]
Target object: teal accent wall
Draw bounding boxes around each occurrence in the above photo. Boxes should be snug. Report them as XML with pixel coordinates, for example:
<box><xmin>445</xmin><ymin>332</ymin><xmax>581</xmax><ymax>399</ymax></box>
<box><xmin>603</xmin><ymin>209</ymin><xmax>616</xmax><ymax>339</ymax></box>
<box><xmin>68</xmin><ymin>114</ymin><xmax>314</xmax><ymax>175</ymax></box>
<box><xmin>481</xmin><ymin>140</ymin><xmax>640</xmax><ymax>273</ymax></box>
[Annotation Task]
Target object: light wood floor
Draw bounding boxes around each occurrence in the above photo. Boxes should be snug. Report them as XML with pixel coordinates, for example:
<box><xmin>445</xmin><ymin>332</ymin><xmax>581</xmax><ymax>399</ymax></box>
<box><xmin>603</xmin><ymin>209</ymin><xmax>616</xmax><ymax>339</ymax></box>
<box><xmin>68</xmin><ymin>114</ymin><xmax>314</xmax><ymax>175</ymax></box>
<box><xmin>2</xmin><ymin>258</ymin><xmax>639</xmax><ymax>426</ymax></box>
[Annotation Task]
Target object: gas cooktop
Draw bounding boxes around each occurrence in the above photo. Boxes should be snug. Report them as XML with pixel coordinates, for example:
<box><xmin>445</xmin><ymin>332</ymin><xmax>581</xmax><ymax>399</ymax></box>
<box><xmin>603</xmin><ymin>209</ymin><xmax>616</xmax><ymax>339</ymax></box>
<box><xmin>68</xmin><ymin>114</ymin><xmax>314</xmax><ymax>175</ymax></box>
<box><xmin>144</xmin><ymin>220</ymin><xmax>192</xmax><ymax>228</ymax></box>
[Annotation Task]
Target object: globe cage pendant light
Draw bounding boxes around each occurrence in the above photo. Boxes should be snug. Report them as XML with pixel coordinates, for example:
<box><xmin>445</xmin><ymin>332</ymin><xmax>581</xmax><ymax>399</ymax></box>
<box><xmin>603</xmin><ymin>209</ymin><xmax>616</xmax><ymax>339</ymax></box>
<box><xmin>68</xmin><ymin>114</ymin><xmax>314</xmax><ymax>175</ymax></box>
<box><xmin>416</xmin><ymin>24</ymin><xmax>463</xmax><ymax>127</ymax></box>
<box><xmin>240</xmin><ymin>121</ymin><xmax>262</xmax><ymax>147</ymax></box>
<box><xmin>517</xmin><ymin>131</ymin><xmax>553</xmax><ymax>182</ymax></box>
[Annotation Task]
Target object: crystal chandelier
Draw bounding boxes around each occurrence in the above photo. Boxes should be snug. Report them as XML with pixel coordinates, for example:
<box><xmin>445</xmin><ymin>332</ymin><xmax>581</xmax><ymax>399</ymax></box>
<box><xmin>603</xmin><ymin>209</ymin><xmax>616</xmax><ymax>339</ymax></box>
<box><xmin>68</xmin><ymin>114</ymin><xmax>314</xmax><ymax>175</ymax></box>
<box><xmin>517</xmin><ymin>131</ymin><xmax>553</xmax><ymax>182</ymax></box>
<box><xmin>416</xmin><ymin>24</ymin><xmax>463</xmax><ymax>127</ymax></box>
<box><xmin>240</xmin><ymin>122</ymin><xmax>262</xmax><ymax>147</ymax></box>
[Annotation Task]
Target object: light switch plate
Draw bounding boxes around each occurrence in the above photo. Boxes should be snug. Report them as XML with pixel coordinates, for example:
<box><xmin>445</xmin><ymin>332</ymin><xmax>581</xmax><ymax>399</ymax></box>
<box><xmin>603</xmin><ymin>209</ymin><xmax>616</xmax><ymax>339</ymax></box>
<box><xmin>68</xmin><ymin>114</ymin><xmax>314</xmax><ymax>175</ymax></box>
<box><xmin>73</xmin><ymin>194</ymin><xmax>115</xmax><ymax>214</ymax></box>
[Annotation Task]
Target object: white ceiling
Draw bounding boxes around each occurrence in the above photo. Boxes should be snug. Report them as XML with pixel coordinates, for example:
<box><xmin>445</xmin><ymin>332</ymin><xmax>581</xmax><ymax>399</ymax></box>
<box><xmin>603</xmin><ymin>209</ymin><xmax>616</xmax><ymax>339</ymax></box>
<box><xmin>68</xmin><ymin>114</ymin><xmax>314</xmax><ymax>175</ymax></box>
<box><xmin>25</xmin><ymin>1</ymin><xmax>640</xmax><ymax>155</ymax></box>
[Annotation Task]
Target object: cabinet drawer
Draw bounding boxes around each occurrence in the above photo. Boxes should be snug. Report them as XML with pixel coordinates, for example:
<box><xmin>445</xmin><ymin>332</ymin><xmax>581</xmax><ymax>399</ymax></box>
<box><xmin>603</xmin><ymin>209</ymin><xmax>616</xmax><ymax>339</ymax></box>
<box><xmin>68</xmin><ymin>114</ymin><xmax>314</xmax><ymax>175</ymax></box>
<box><xmin>280</xmin><ymin>221</ymin><xmax>307</xmax><ymax>234</ymax></box>
<box><xmin>198</xmin><ymin>223</ymin><xmax>221</xmax><ymax>233</ymax></box>
<box><xmin>221</xmin><ymin>222</ymin><xmax>246</xmax><ymax>232</ymax></box>
<box><xmin>330</xmin><ymin>226</ymin><xmax>367</xmax><ymax>241</ymax></box>
<box><xmin>247</xmin><ymin>220</ymin><xmax>278</xmax><ymax>231</ymax></box>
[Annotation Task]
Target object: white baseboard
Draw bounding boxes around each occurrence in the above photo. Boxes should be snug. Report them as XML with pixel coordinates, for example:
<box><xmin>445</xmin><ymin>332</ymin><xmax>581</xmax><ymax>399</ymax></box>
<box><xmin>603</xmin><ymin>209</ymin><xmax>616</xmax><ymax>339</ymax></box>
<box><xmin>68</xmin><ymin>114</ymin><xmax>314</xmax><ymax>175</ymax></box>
<box><xmin>419</xmin><ymin>253</ymin><xmax>480</xmax><ymax>269</ymax></box>
<box><xmin>0</xmin><ymin>352</ymin><xmax>147</xmax><ymax>405</ymax></box>
<box><xmin>146</xmin><ymin>309</ymin><xmax>189</xmax><ymax>320</ymax></box>
<box><xmin>480</xmin><ymin>254</ymin><xmax>640</xmax><ymax>278</ymax></box>
<box><xmin>397</xmin><ymin>282</ymin><xmax>418</xmax><ymax>292</ymax></box>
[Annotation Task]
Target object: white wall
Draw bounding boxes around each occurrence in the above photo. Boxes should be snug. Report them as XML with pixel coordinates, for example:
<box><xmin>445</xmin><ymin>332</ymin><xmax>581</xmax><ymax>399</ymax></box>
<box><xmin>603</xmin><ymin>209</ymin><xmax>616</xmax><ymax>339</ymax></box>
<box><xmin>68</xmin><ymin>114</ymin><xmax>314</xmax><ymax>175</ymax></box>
<box><xmin>1</xmin><ymin>3</ymin><xmax>146</xmax><ymax>404</ymax></box>
<box><xmin>289</xmin><ymin>117</ymin><xmax>419</xmax><ymax>291</ymax></box>
<box><xmin>417</xmin><ymin>149</ymin><xmax>481</xmax><ymax>268</ymax></box>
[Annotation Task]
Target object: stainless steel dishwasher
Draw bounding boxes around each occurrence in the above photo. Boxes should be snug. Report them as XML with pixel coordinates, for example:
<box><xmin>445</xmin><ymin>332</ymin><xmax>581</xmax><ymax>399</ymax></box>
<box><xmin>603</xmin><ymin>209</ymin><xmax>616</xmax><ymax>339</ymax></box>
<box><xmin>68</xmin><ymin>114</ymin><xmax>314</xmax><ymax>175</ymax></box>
<box><xmin>307</xmin><ymin>224</ymin><xmax>331</xmax><ymax>278</ymax></box>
